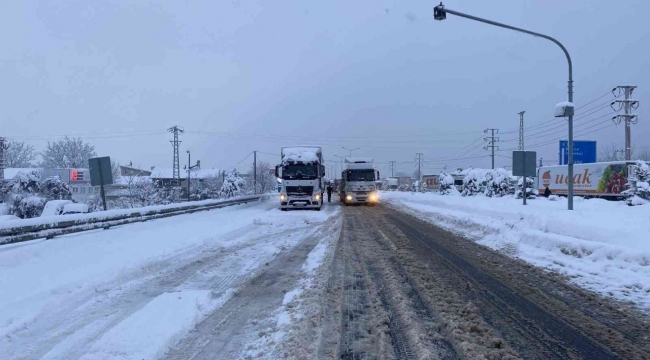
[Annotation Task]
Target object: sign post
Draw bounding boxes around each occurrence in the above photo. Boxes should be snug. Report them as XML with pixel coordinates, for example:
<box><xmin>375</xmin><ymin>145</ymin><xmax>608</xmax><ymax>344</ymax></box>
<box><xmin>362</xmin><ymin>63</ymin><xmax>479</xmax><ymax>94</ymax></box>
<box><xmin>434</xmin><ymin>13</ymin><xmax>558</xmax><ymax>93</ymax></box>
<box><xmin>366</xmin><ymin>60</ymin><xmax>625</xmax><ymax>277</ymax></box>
<box><xmin>88</xmin><ymin>156</ymin><xmax>114</xmax><ymax>211</ymax></box>
<box><xmin>513</xmin><ymin>151</ymin><xmax>537</xmax><ymax>205</ymax></box>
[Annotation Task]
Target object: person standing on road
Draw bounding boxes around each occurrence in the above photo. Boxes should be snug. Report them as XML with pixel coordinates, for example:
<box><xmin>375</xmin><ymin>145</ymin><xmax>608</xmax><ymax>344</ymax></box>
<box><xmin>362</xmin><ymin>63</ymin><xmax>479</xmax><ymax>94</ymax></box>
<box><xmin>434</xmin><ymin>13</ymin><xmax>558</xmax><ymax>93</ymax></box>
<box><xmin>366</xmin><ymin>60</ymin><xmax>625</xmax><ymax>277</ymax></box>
<box><xmin>326</xmin><ymin>183</ymin><xmax>333</xmax><ymax>203</ymax></box>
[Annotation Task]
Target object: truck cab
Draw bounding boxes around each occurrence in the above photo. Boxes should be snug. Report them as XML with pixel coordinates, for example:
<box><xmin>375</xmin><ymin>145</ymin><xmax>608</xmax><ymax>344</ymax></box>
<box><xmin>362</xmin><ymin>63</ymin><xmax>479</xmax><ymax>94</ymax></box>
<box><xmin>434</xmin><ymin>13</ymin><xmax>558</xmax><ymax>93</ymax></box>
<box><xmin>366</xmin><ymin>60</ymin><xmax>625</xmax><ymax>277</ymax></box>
<box><xmin>339</xmin><ymin>158</ymin><xmax>379</xmax><ymax>205</ymax></box>
<box><xmin>276</xmin><ymin>146</ymin><xmax>325</xmax><ymax>211</ymax></box>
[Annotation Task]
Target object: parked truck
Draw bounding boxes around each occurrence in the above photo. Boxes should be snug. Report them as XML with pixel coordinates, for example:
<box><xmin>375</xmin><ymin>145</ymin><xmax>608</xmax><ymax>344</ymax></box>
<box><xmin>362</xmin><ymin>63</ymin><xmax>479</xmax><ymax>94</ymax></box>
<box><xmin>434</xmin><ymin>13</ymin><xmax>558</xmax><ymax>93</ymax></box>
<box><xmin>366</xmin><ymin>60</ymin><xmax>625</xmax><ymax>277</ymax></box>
<box><xmin>275</xmin><ymin>146</ymin><xmax>325</xmax><ymax>211</ymax></box>
<box><xmin>382</xmin><ymin>177</ymin><xmax>399</xmax><ymax>191</ymax></box>
<box><xmin>339</xmin><ymin>158</ymin><xmax>380</xmax><ymax>205</ymax></box>
<box><xmin>537</xmin><ymin>161</ymin><xmax>636</xmax><ymax>199</ymax></box>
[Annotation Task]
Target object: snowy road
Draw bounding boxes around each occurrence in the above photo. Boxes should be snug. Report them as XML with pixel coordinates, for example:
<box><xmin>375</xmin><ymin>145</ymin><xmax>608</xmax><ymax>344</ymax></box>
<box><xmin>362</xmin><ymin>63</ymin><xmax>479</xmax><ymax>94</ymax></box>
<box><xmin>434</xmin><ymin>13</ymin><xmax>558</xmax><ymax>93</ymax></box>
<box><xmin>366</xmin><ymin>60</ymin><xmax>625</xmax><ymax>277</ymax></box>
<box><xmin>316</xmin><ymin>205</ymin><xmax>650</xmax><ymax>360</ymax></box>
<box><xmin>2</xmin><ymin>198</ymin><xmax>650</xmax><ymax>360</ymax></box>
<box><xmin>0</xmin><ymin>199</ymin><xmax>342</xmax><ymax>360</ymax></box>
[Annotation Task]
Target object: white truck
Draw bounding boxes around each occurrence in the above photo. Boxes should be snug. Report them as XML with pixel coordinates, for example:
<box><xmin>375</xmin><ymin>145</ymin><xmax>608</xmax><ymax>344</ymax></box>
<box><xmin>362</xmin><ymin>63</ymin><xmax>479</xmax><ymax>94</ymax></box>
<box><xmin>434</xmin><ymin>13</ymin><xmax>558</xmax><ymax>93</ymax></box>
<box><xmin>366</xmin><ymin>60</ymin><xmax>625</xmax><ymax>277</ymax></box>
<box><xmin>537</xmin><ymin>161</ymin><xmax>634</xmax><ymax>199</ymax></box>
<box><xmin>382</xmin><ymin>177</ymin><xmax>399</xmax><ymax>191</ymax></box>
<box><xmin>339</xmin><ymin>158</ymin><xmax>380</xmax><ymax>205</ymax></box>
<box><xmin>275</xmin><ymin>146</ymin><xmax>325</xmax><ymax>211</ymax></box>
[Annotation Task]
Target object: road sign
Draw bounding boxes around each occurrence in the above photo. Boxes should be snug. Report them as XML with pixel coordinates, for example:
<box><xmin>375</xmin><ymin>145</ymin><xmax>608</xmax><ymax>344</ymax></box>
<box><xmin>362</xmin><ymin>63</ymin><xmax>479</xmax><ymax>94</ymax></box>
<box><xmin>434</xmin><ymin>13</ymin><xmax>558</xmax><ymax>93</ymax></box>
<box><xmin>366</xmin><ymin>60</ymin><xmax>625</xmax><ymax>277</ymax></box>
<box><xmin>559</xmin><ymin>140</ymin><xmax>596</xmax><ymax>165</ymax></box>
<box><xmin>512</xmin><ymin>151</ymin><xmax>536</xmax><ymax>177</ymax></box>
<box><xmin>88</xmin><ymin>156</ymin><xmax>113</xmax><ymax>211</ymax></box>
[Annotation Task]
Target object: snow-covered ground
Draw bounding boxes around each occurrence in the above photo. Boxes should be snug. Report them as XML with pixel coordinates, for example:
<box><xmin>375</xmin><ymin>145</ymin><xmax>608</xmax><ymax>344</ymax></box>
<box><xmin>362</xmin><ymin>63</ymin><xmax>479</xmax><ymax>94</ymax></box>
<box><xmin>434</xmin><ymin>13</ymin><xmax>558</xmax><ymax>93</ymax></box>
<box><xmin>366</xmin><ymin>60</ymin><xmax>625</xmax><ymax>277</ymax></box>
<box><xmin>381</xmin><ymin>191</ymin><xmax>650</xmax><ymax>310</ymax></box>
<box><xmin>0</xmin><ymin>198</ymin><xmax>341</xmax><ymax>360</ymax></box>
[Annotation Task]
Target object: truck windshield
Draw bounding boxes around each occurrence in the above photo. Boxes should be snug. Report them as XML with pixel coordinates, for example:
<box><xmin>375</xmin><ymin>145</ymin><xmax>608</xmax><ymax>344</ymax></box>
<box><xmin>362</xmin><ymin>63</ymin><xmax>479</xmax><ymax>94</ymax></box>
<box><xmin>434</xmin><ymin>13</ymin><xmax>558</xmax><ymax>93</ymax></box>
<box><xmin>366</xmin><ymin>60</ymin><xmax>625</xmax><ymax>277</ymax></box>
<box><xmin>282</xmin><ymin>164</ymin><xmax>318</xmax><ymax>179</ymax></box>
<box><xmin>347</xmin><ymin>170</ymin><xmax>375</xmax><ymax>182</ymax></box>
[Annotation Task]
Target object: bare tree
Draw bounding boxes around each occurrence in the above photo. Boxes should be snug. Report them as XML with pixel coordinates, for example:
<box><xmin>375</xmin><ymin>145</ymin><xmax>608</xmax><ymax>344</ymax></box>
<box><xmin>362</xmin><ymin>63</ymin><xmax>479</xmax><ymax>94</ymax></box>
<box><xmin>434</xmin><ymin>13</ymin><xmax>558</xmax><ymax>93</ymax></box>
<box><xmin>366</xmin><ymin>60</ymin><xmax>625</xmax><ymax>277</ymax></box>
<box><xmin>598</xmin><ymin>143</ymin><xmax>624</xmax><ymax>162</ymax></box>
<box><xmin>4</xmin><ymin>141</ymin><xmax>38</xmax><ymax>167</ymax></box>
<box><xmin>248</xmin><ymin>161</ymin><xmax>276</xmax><ymax>194</ymax></box>
<box><xmin>40</xmin><ymin>137</ymin><xmax>97</xmax><ymax>168</ymax></box>
<box><xmin>111</xmin><ymin>161</ymin><xmax>121</xmax><ymax>179</ymax></box>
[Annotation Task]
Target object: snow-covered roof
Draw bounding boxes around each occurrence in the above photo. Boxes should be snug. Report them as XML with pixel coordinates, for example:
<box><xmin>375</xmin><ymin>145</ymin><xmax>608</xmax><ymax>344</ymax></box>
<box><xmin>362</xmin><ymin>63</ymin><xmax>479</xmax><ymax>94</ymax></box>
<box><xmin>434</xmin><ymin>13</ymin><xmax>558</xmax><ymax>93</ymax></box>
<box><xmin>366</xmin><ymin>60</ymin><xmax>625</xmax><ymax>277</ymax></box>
<box><xmin>282</xmin><ymin>152</ymin><xmax>319</xmax><ymax>163</ymax></box>
<box><xmin>345</xmin><ymin>157</ymin><xmax>373</xmax><ymax>164</ymax></box>
<box><xmin>2</xmin><ymin>168</ymin><xmax>41</xmax><ymax>179</ymax></box>
<box><xmin>281</xmin><ymin>146</ymin><xmax>322</xmax><ymax>164</ymax></box>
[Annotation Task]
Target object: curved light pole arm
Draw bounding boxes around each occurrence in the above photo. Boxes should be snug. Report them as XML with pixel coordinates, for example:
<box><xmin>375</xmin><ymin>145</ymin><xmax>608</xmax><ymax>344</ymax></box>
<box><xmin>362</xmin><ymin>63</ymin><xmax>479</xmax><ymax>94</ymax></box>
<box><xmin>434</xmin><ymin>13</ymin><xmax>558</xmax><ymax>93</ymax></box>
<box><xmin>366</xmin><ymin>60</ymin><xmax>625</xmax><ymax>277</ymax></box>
<box><xmin>437</xmin><ymin>5</ymin><xmax>575</xmax><ymax>210</ymax></box>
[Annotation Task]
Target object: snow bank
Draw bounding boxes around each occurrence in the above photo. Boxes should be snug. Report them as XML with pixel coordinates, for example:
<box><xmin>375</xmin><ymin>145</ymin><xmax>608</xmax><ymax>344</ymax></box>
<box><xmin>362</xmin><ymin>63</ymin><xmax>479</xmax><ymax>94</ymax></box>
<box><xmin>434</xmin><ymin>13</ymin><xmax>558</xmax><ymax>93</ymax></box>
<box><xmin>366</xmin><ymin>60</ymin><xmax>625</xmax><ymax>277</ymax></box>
<box><xmin>0</xmin><ymin>200</ymin><xmax>271</xmax><ymax>339</ymax></box>
<box><xmin>0</xmin><ymin>195</ymin><xmax>262</xmax><ymax>232</ymax></box>
<box><xmin>79</xmin><ymin>290</ymin><xmax>229</xmax><ymax>360</ymax></box>
<box><xmin>382</xmin><ymin>192</ymin><xmax>650</xmax><ymax>309</ymax></box>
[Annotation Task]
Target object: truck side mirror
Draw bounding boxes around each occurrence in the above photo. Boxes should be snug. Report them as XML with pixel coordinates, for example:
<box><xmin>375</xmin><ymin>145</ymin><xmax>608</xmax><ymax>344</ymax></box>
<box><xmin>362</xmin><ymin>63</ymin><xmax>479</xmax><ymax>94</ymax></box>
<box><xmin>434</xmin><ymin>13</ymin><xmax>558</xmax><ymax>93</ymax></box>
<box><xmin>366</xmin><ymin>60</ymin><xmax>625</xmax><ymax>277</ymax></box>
<box><xmin>275</xmin><ymin>165</ymin><xmax>280</xmax><ymax>178</ymax></box>
<box><xmin>320</xmin><ymin>165</ymin><xmax>325</xmax><ymax>177</ymax></box>
<box><xmin>377</xmin><ymin>171</ymin><xmax>380</xmax><ymax>179</ymax></box>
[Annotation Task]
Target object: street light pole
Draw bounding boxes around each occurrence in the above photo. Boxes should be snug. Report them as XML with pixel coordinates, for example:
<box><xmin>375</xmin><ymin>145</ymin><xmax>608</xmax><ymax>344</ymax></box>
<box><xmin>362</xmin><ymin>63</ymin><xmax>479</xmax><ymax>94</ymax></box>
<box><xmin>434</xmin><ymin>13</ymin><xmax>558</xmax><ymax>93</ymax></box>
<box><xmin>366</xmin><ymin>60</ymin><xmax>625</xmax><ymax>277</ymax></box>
<box><xmin>186</xmin><ymin>150</ymin><xmax>191</xmax><ymax>202</ymax></box>
<box><xmin>434</xmin><ymin>3</ymin><xmax>574</xmax><ymax>210</ymax></box>
<box><xmin>342</xmin><ymin>147</ymin><xmax>360</xmax><ymax>157</ymax></box>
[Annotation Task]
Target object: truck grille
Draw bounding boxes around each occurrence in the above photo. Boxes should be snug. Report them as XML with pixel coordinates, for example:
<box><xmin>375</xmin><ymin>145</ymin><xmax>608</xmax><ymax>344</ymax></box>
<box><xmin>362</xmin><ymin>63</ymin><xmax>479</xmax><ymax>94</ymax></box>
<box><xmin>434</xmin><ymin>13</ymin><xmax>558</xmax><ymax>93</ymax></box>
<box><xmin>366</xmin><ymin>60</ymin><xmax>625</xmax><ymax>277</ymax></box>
<box><xmin>286</xmin><ymin>186</ymin><xmax>314</xmax><ymax>196</ymax></box>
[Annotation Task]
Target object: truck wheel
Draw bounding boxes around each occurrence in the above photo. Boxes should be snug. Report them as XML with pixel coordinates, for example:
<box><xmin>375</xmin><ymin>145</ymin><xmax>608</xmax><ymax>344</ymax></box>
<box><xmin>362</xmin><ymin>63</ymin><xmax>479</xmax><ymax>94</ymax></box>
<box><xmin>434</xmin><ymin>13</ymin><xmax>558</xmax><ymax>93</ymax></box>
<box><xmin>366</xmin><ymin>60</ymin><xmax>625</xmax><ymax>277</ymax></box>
<box><xmin>315</xmin><ymin>206</ymin><xmax>321</xmax><ymax>211</ymax></box>
<box><xmin>281</xmin><ymin>208</ymin><xmax>288</xmax><ymax>212</ymax></box>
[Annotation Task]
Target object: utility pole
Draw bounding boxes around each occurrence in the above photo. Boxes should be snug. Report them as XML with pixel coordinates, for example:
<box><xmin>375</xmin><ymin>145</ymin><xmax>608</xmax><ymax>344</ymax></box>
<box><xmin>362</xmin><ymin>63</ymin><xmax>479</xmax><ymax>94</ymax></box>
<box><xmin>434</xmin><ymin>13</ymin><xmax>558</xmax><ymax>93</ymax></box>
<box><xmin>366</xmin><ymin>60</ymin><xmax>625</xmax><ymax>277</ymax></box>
<box><xmin>612</xmin><ymin>85</ymin><xmax>639</xmax><ymax>160</ymax></box>
<box><xmin>415</xmin><ymin>153</ymin><xmax>424</xmax><ymax>184</ymax></box>
<box><xmin>518</xmin><ymin>111</ymin><xmax>525</xmax><ymax>151</ymax></box>
<box><xmin>253</xmin><ymin>150</ymin><xmax>257</xmax><ymax>194</ymax></box>
<box><xmin>389</xmin><ymin>161</ymin><xmax>396</xmax><ymax>177</ymax></box>
<box><xmin>484</xmin><ymin>129</ymin><xmax>499</xmax><ymax>169</ymax></box>
<box><xmin>167</xmin><ymin>125</ymin><xmax>184</xmax><ymax>180</ymax></box>
<box><xmin>539</xmin><ymin>158</ymin><xmax>543</xmax><ymax>167</ymax></box>
<box><xmin>0</xmin><ymin>138</ymin><xmax>8</xmax><ymax>181</ymax></box>
<box><xmin>187</xmin><ymin>150</ymin><xmax>191</xmax><ymax>202</ymax></box>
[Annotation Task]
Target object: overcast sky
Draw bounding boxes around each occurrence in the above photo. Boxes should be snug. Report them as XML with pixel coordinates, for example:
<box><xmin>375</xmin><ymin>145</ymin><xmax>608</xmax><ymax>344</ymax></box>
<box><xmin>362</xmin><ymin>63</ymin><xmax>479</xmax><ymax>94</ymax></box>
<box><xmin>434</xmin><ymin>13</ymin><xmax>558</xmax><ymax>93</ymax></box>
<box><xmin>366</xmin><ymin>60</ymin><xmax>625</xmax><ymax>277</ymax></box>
<box><xmin>1</xmin><ymin>0</ymin><xmax>648</xmax><ymax>177</ymax></box>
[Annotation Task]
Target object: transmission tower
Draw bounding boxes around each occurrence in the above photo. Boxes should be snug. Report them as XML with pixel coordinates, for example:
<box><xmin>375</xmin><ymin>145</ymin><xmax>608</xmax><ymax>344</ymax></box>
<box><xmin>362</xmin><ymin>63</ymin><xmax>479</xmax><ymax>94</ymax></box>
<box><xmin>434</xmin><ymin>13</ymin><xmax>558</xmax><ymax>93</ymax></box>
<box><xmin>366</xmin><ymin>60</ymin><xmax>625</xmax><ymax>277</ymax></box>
<box><xmin>168</xmin><ymin>126</ymin><xmax>184</xmax><ymax>180</ymax></box>
<box><xmin>612</xmin><ymin>85</ymin><xmax>639</xmax><ymax>160</ymax></box>
<box><xmin>483</xmin><ymin>129</ymin><xmax>499</xmax><ymax>169</ymax></box>
<box><xmin>518</xmin><ymin>111</ymin><xmax>525</xmax><ymax>151</ymax></box>
<box><xmin>0</xmin><ymin>138</ymin><xmax>8</xmax><ymax>181</ymax></box>
<box><xmin>415</xmin><ymin>153</ymin><xmax>424</xmax><ymax>182</ymax></box>
<box><xmin>389</xmin><ymin>161</ymin><xmax>396</xmax><ymax>177</ymax></box>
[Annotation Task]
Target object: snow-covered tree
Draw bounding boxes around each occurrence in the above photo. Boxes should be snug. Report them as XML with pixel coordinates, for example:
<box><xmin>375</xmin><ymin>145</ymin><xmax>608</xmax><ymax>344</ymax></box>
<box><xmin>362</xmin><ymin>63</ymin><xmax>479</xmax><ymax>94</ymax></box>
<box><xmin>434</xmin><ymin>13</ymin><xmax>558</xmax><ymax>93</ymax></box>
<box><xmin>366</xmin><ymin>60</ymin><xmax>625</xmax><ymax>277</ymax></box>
<box><xmin>220</xmin><ymin>169</ymin><xmax>244</xmax><ymax>198</ymax></box>
<box><xmin>461</xmin><ymin>169</ymin><xmax>487</xmax><ymax>196</ymax></box>
<box><xmin>516</xmin><ymin>177</ymin><xmax>539</xmax><ymax>199</ymax></box>
<box><xmin>484</xmin><ymin>168</ymin><xmax>512</xmax><ymax>197</ymax></box>
<box><xmin>623</xmin><ymin>160</ymin><xmax>650</xmax><ymax>206</ymax></box>
<box><xmin>438</xmin><ymin>171</ymin><xmax>457</xmax><ymax>195</ymax></box>
<box><xmin>4</xmin><ymin>141</ymin><xmax>38</xmax><ymax>167</ymax></box>
<box><xmin>39</xmin><ymin>176</ymin><xmax>73</xmax><ymax>201</ymax></box>
<box><xmin>128</xmin><ymin>177</ymin><xmax>161</xmax><ymax>207</ymax></box>
<box><xmin>40</xmin><ymin>137</ymin><xmax>97</xmax><ymax>168</ymax></box>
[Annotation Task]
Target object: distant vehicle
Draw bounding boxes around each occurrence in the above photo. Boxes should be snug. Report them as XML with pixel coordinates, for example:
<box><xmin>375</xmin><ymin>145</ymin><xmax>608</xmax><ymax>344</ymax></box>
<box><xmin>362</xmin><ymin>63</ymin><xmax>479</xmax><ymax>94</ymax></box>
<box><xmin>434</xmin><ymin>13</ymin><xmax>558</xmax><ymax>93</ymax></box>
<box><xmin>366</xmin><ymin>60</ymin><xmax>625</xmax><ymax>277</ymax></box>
<box><xmin>275</xmin><ymin>146</ymin><xmax>325</xmax><ymax>211</ymax></box>
<box><xmin>41</xmin><ymin>200</ymin><xmax>74</xmax><ymax>217</ymax></box>
<box><xmin>421</xmin><ymin>174</ymin><xmax>440</xmax><ymax>192</ymax></box>
<box><xmin>62</xmin><ymin>203</ymin><xmax>90</xmax><ymax>215</ymax></box>
<box><xmin>382</xmin><ymin>178</ymin><xmax>399</xmax><ymax>191</ymax></box>
<box><xmin>339</xmin><ymin>158</ymin><xmax>379</xmax><ymax>205</ymax></box>
<box><xmin>537</xmin><ymin>161</ymin><xmax>641</xmax><ymax>199</ymax></box>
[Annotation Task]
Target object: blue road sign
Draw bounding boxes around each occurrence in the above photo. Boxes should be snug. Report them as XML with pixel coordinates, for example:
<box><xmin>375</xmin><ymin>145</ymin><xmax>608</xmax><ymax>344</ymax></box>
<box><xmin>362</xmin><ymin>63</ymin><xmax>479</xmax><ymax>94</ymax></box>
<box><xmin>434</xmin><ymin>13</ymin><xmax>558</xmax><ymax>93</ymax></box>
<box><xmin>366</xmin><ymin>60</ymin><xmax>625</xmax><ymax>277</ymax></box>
<box><xmin>559</xmin><ymin>140</ymin><xmax>597</xmax><ymax>165</ymax></box>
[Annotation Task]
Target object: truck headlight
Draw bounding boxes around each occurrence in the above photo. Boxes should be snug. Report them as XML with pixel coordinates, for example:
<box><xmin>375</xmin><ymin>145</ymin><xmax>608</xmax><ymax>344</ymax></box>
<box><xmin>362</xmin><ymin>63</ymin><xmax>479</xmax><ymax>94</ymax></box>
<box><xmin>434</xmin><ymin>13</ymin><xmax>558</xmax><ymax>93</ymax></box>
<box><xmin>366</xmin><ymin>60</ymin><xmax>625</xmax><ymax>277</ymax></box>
<box><xmin>346</xmin><ymin>195</ymin><xmax>352</xmax><ymax>201</ymax></box>
<box><xmin>280</xmin><ymin>194</ymin><xmax>286</xmax><ymax>201</ymax></box>
<box><xmin>369</xmin><ymin>192</ymin><xmax>378</xmax><ymax>201</ymax></box>
<box><xmin>313</xmin><ymin>194</ymin><xmax>321</xmax><ymax>200</ymax></box>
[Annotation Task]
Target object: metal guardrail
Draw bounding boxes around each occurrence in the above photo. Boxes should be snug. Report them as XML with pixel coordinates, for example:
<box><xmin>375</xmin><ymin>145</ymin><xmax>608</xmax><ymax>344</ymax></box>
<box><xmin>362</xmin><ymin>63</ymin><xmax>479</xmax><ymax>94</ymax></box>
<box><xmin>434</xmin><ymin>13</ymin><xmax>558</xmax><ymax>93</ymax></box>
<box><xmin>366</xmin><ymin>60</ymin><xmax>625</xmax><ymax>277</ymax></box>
<box><xmin>0</xmin><ymin>195</ymin><xmax>263</xmax><ymax>246</ymax></box>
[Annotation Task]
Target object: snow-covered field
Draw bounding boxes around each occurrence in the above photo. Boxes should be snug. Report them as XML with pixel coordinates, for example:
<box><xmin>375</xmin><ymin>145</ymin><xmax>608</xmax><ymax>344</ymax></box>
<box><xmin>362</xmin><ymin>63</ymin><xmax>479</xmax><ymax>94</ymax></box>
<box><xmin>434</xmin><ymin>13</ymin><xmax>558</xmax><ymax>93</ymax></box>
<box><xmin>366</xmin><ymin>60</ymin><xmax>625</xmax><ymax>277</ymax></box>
<box><xmin>381</xmin><ymin>191</ymin><xmax>650</xmax><ymax>310</ymax></box>
<box><xmin>0</xmin><ymin>198</ymin><xmax>341</xmax><ymax>360</ymax></box>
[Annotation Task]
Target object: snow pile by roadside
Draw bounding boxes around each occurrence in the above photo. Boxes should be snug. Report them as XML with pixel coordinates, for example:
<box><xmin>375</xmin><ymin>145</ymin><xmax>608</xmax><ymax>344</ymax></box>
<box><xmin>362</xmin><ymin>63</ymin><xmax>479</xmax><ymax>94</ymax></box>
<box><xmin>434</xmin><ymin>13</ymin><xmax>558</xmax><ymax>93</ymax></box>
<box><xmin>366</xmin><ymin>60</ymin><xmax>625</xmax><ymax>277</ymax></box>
<box><xmin>241</xmin><ymin>215</ymin><xmax>343</xmax><ymax>359</ymax></box>
<box><xmin>382</xmin><ymin>192</ymin><xmax>650</xmax><ymax>309</ymax></box>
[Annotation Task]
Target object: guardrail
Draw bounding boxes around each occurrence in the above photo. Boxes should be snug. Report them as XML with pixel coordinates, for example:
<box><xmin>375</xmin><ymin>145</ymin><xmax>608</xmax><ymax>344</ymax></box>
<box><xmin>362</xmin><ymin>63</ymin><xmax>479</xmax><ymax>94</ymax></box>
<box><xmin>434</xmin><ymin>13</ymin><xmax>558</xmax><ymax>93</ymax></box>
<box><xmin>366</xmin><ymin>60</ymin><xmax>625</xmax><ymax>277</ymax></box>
<box><xmin>0</xmin><ymin>195</ymin><xmax>264</xmax><ymax>246</ymax></box>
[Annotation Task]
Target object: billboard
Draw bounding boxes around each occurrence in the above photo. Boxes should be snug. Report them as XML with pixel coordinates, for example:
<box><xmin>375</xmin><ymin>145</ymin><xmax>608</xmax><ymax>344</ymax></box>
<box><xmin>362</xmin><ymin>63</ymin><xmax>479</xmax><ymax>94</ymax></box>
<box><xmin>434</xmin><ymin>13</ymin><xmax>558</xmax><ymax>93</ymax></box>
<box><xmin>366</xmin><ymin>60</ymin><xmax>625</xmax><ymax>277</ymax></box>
<box><xmin>538</xmin><ymin>161</ymin><xmax>628</xmax><ymax>197</ymax></box>
<box><xmin>559</xmin><ymin>140</ymin><xmax>597</xmax><ymax>165</ymax></box>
